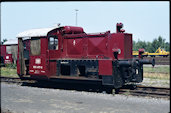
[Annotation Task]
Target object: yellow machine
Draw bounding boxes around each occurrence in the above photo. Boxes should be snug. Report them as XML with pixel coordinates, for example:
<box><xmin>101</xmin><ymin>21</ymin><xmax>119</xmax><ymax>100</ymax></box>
<box><xmin>133</xmin><ymin>47</ymin><xmax>169</xmax><ymax>57</ymax></box>
<box><xmin>132</xmin><ymin>51</ymin><xmax>148</xmax><ymax>57</ymax></box>
<box><xmin>148</xmin><ymin>47</ymin><xmax>170</xmax><ymax>57</ymax></box>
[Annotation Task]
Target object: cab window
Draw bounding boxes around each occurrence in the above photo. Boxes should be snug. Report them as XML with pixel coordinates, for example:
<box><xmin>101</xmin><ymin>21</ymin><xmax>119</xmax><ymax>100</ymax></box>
<box><xmin>48</xmin><ymin>36</ymin><xmax>58</xmax><ymax>50</ymax></box>
<box><xmin>30</xmin><ymin>38</ymin><xmax>41</xmax><ymax>55</ymax></box>
<box><xmin>6</xmin><ymin>46</ymin><xmax>12</xmax><ymax>54</ymax></box>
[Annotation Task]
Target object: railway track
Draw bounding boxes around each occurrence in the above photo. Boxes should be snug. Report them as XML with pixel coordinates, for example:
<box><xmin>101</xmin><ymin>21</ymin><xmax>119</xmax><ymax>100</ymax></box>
<box><xmin>0</xmin><ymin>77</ymin><xmax>35</xmax><ymax>84</ymax></box>
<box><xmin>117</xmin><ymin>85</ymin><xmax>170</xmax><ymax>99</ymax></box>
<box><xmin>143</xmin><ymin>56</ymin><xmax>170</xmax><ymax>65</ymax></box>
<box><xmin>1</xmin><ymin>77</ymin><xmax>170</xmax><ymax>99</ymax></box>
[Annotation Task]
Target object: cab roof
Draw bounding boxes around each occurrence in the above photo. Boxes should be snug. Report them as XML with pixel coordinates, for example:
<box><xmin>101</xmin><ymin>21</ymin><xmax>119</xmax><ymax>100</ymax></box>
<box><xmin>16</xmin><ymin>27</ymin><xmax>58</xmax><ymax>38</ymax></box>
<box><xmin>3</xmin><ymin>39</ymin><xmax>18</xmax><ymax>45</ymax></box>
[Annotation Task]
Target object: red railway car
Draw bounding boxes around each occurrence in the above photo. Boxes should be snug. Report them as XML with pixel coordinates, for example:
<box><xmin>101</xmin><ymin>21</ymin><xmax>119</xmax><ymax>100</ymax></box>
<box><xmin>16</xmin><ymin>23</ymin><xmax>155</xmax><ymax>88</ymax></box>
<box><xmin>0</xmin><ymin>39</ymin><xmax>18</xmax><ymax>66</ymax></box>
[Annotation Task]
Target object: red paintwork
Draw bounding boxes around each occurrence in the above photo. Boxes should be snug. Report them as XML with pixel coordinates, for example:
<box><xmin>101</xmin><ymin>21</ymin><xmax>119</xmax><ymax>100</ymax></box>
<box><xmin>109</xmin><ymin>33</ymin><xmax>132</xmax><ymax>60</ymax></box>
<box><xmin>1</xmin><ymin>45</ymin><xmax>6</xmax><ymax>57</ymax></box>
<box><xmin>99</xmin><ymin>60</ymin><xmax>113</xmax><ymax>75</ymax></box>
<box><xmin>138</xmin><ymin>48</ymin><xmax>145</xmax><ymax>58</ymax></box>
<box><xmin>62</xmin><ymin>26</ymin><xmax>84</xmax><ymax>34</ymax></box>
<box><xmin>18</xmin><ymin>24</ymin><xmax>133</xmax><ymax>78</ymax></box>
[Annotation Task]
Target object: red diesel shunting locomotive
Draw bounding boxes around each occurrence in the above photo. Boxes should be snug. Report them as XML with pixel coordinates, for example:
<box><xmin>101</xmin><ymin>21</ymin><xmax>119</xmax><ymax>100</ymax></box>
<box><xmin>1</xmin><ymin>39</ymin><xmax>18</xmax><ymax>66</ymax></box>
<box><xmin>16</xmin><ymin>23</ymin><xmax>155</xmax><ymax>89</ymax></box>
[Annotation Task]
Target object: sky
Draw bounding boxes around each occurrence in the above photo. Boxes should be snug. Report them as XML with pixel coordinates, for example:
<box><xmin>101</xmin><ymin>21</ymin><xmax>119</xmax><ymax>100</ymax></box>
<box><xmin>1</xmin><ymin>1</ymin><xmax>170</xmax><ymax>42</ymax></box>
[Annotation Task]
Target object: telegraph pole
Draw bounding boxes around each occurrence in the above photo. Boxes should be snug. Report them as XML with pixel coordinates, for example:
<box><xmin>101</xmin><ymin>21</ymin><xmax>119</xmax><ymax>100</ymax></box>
<box><xmin>75</xmin><ymin>9</ymin><xmax>78</xmax><ymax>26</ymax></box>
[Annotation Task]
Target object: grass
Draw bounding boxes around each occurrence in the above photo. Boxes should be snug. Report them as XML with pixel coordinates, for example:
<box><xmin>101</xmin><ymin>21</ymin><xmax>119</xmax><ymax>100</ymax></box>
<box><xmin>143</xmin><ymin>66</ymin><xmax>170</xmax><ymax>74</ymax></box>
<box><xmin>1</xmin><ymin>64</ymin><xmax>19</xmax><ymax>78</ymax></box>
<box><xmin>143</xmin><ymin>66</ymin><xmax>170</xmax><ymax>80</ymax></box>
<box><xmin>144</xmin><ymin>73</ymin><xmax>169</xmax><ymax>80</ymax></box>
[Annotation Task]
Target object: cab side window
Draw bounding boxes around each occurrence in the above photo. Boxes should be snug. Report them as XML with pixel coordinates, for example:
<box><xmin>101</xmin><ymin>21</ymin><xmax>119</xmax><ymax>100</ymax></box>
<box><xmin>48</xmin><ymin>36</ymin><xmax>58</xmax><ymax>50</ymax></box>
<box><xmin>30</xmin><ymin>38</ymin><xmax>41</xmax><ymax>55</ymax></box>
<box><xmin>6</xmin><ymin>46</ymin><xmax>12</xmax><ymax>54</ymax></box>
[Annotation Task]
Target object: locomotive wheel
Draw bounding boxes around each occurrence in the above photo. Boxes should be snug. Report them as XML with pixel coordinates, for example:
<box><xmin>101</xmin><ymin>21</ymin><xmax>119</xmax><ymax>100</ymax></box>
<box><xmin>114</xmin><ymin>88</ymin><xmax>120</xmax><ymax>94</ymax></box>
<box><xmin>102</xmin><ymin>86</ymin><xmax>113</xmax><ymax>94</ymax></box>
<box><xmin>130</xmin><ymin>84</ymin><xmax>137</xmax><ymax>90</ymax></box>
<box><xmin>105</xmin><ymin>88</ymin><xmax>113</xmax><ymax>94</ymax></box>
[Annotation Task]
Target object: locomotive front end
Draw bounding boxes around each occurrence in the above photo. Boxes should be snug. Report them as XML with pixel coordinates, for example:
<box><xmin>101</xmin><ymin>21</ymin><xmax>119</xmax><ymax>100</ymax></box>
<box><xmin>106</xmin><ymin>23</ymin><xmax>155</xmax><ymax>88</ymax></box>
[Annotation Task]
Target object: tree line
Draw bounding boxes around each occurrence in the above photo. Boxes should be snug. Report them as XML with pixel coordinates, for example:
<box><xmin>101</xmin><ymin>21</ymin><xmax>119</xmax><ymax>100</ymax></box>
<box><xmin>133</xmin><ymin>36</ymin><xmax>170</xmax><ymax>53</ymax></box>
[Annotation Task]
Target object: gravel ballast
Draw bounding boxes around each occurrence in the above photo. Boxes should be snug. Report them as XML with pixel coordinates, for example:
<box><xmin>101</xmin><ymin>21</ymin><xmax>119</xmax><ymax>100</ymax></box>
<box><xmin>1</xmin><ymin>82</ymin><xmax>170</xmax><ymax>113</ymax></box>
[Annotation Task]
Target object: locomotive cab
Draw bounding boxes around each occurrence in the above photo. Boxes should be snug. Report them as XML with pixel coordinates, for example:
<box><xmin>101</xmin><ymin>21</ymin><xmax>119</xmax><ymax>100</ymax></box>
<box><xmin>17</xmin><ymin>27</ymin><xmax>55</xmax><ymax>78</ymax></box>
<box><xmin>1</xmin><ymin>40</ymin><xmax>18</xmax><ymax>65</ymax></box>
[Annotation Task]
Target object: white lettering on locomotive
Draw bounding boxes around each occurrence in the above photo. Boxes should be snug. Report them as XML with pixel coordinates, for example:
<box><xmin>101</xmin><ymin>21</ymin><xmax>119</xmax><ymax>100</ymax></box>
<box><xmin>29</xmin><ymin>70</ymin><xmax>34</xmax><ymax>72</ymax></box>
<box><xmin>73</xmin><ymin>40</ymin><xmax>76</xmax><ymax>46</ymax></box>
<box><xmin>34</xmin><ymin>70</ymin><xmax>40</xmax><ymax>74</ymax></box>
<box><xmin>61</xmin><ymin>62</ymin><xmax>69</xmax><ymax>64</ymax></box>
<box><xmin>41</xmin><ymin>70</ymin><xmax>45</xmax><ymax>73</ymax></box>
<box><xmin>33</xmin><ymin>66</ymin><xmax>43</xmax><ymax>69</ymax></box>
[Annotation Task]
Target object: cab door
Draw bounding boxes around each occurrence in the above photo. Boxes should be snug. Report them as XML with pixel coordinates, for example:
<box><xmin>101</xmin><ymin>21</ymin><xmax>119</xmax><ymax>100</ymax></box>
<box><xmin>29</xmin><ymin>38</ymin><xmax>47</xmax><ymax>76</ymax></box>
<box><xmin>46</xmin><ymin>35</ymin><xmax>60</xmax><ymax>77</ymax></box>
